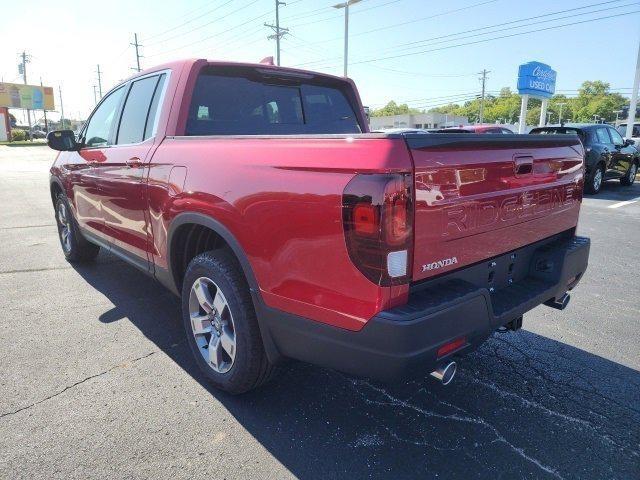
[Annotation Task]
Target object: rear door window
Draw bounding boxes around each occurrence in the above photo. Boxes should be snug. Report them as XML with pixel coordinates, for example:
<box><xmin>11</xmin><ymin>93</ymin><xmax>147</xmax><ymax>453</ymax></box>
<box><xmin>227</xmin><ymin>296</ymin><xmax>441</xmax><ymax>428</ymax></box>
<box><xmin>117</xmin><ymin>74</ymin><xmax>165</xmax><ymax>145</ymax></box>
<box><xmin>186</xmin><ymin>68</ymin><xmax>361</xmax><ymax>135</ymax></box>
<box><xmin>595</xmin><ymin>127</ymin><xmax>612</xmax><ymax>145</ymax></box>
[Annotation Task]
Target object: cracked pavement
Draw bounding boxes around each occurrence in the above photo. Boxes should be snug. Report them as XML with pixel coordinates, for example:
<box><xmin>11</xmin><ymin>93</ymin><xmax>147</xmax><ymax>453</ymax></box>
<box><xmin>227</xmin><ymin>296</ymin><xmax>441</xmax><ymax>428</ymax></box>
<box><xmin>0</xmin><ymin>146</ymin><xmax>638</xmax><ymax>479</ymax></box>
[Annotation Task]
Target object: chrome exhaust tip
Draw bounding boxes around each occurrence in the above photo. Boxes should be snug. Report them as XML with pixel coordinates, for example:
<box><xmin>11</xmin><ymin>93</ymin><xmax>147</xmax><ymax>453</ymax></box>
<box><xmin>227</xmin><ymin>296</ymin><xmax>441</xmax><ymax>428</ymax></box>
<box><xmin>545</xmin><ymin>293</ymin><xmax>570</xmax><ymax>310</ymax></box>
<box><xmin>430</xmin><ymin>361</ymin><xmax>457</xmax><ymax>385</ymax></box>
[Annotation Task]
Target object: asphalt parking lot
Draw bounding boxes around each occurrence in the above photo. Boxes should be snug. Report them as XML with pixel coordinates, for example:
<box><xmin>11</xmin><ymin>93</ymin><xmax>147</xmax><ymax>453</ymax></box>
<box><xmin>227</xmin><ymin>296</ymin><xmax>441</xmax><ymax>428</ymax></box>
<box><xmin>0</xmin><ymin>145</ymin><xmax>638</xmax><ymax>480</ymax></box>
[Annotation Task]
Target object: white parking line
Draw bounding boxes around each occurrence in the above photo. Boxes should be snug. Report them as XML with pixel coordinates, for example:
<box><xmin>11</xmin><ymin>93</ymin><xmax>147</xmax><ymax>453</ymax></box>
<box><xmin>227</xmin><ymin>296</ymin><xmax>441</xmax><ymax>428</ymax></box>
<box><xmin>608</xmin><ymin>198</ymin><xmax>640</xmax><ymax>209</ymax></box>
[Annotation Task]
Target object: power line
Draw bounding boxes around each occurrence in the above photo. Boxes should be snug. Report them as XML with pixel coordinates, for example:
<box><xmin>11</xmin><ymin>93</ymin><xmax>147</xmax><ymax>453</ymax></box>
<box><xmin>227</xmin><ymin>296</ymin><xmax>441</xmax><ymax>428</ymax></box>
<box><xmin>290</xmin><ymin>0</ymin><xmax>400</xmax><ymax>28</ymax></box>
<box><xmin>145</xmin><ymin>0</ymin><xmax>236</xmax><ymax>42</ymax></box>
<box><xmin>299</xmin><ymin>0</ymin><xmax>498</xmax><ymax>46</ymax></box>
<box><xmin>146</xmin><ymin>0</ymin><xmax>246</xmax><ymax>47</ymax></box>
<box><xmin>293</xmin><ymin>0</ymin><xmax>636</xmax><ymax>68</ymax></box>
<box><xmin>387</xmin><ymin>0</ymin><xmax>638</xmax><ymax>56</ymax></box>
<box><xmin>146</xmin><ymin>8</ymin><xmax>273</xmax><ymax>58</ymax></box>
<box><xmin>296</xmin><ymin>9</ymin><xmax>640</xmax><ymax>70</ymax></box>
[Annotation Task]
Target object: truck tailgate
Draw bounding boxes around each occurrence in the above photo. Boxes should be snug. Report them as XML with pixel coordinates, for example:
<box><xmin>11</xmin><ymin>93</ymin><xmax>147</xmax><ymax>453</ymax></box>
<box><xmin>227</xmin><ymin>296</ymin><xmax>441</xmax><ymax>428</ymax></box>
<box><xmin>405</xmin><ymin>134</ymin><xmax>584</xmax><ymax>282</ymax></box>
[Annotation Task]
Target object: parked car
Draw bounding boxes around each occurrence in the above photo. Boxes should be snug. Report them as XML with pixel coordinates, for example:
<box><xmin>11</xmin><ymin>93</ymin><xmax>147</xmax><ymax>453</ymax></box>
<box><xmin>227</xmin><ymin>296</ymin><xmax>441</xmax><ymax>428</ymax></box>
<box><xmin>371</xmin><ymin>127</ymin><xmax>429</xmax><ymax>134</ymax></box>
<box><xmin>46</xmin><ymin>59</ymin><xmax>590</xmax><ymax>394</ymax></box>
<box><xmin>616</xmin><ymin>122</ymin><xmax>640</xmax><ymax>144</ymax></box>
<box><xmin>436</xmin><ymin>124</ymin><xmax>514</xmax><ymax>134</ymax></box>
<box><xmin>530</xmin><ymin>124</ymin><xmax>639</xmax><ymax>194</ymax></box>
<box><xmin>30</xmin><ymin>129</ymin><xmax>47</xmax><ymax>139</ymax></box>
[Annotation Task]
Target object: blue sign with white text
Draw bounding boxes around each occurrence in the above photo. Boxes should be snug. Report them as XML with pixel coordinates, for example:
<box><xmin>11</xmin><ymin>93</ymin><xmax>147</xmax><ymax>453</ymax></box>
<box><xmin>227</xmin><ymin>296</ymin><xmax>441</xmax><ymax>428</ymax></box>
<box><xmin>517</xmin><ymin>62</ymin><xmax>556</xmax><ymax>99</ymax></box>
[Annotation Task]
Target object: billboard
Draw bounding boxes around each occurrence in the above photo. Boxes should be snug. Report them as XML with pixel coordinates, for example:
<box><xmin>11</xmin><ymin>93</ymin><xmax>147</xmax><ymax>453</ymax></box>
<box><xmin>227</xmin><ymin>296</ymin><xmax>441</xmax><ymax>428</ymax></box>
<box><xmin>0</xmin><ymin>82</ymin><xmax>55</xmax><ymax>110</ymax></box>
<box><xmin>517</xmin><ymin>62</ymin><xmax>556</xmax><ymax>99</ymax></box>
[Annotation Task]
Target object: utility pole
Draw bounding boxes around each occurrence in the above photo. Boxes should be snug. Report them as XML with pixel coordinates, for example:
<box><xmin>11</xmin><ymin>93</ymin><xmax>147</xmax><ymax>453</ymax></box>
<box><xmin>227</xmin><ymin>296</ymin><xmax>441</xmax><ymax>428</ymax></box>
<box><xmin>131</xmin><ymin>33</ymin><xmax>143</xmax><ymax>72</ymax></box>
<box><xmin>625</xmin><ymin>36</ymin><xmax>640</xmax><ymax>139</ymax></box>
<box><xmin>92</xmin><ymin>85</ymin><xmax>98</xmax><ymax>105</ymax></box>
<box><xmin>58</xmin><ymin>86</ymin><xmax>65</xmax><ymax>130</ymax></box>
<box><xmin>556</xmin><ymin>102</ymin><xmax>567</xmax><ymax>125</ymax></box>
<box><xmin>333</xmin><ymin>0</ymin><xmax>362</xmax><ymax>77</ymax></box>
<box><xmin>478</xmin><ymin>69</ymin><xmax>489</xmax><ymax>124</ymax></box>
<box><xmin>20</xmin><ymin>51</ymin><xmax>33</xmax><ymax>140</ymax></box>
<box><xmin>40</xmin><ymin>78</ymin><xmax>48</xmax><ymax>134</ymax></box>
<box><xmin>265</xmin><ymin>1</ymin><xmax>288</xmax><ymax>66</ymax></box>
<box><xmin>96</xmin><ymin>64</ymin><xmax>102</xmax><ymax>98</ymax></box>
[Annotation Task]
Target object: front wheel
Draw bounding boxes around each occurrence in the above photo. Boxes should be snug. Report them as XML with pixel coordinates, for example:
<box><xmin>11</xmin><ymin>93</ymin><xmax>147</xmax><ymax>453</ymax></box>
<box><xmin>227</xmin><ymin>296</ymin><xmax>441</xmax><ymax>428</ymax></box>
<box><xmin>585</xmin><ymin>165</ymin><xmax>604</xmax><ymax>194</ymax></box>
<box><xmin>54</xmin><ymin>194</ymin><xmax>100</xmax><ymax>262</ymax></box>
<box><xmin>620</xmin><ymin>162</ymin><xmax>638</xmax><ymax>186</ymax></box>
<box><xmin>181</xmin><ymin>250</ymin><xmax>276</xmax><ymax>394</ymax></box>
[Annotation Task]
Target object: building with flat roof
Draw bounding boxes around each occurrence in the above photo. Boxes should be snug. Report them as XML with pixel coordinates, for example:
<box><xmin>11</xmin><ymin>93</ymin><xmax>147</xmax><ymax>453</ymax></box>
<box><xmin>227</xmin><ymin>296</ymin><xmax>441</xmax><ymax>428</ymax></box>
<box><xmin>369</xmin><ymin>112</ymin><xmax>469</xmax><ymax>131</ymax></box>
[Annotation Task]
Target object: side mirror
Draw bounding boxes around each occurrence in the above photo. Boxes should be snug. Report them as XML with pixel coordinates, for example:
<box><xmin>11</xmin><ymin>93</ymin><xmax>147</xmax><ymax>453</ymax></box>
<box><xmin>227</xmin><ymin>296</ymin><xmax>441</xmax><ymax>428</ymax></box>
<box><xmin>47</xmin><ymin>130</ymin><xmax>80</xmax><ymax>151</ymax></box>
<box><xmin>624</xmin><ymin>138</ymin><xmax>635</xmax><ymax>146</ymax></box>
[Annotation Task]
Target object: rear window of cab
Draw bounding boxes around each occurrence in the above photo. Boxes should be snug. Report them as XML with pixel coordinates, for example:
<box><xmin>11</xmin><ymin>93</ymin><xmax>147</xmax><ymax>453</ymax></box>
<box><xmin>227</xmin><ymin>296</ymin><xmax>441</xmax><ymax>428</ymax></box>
<box><xmin>186</xmin><ymin>67</ymin><xmax>362</xmax><ymax>136</ymax></box>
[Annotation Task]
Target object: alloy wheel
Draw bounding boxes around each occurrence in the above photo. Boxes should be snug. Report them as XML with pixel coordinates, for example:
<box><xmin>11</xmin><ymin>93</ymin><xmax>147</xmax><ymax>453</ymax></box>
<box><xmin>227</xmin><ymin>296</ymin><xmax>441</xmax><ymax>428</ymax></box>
<box><xmin>57</xmin><ymin>202</ymin><xmax>72</xmax><ymax>253</ymax></box>
<box><xmin>593</xmin><ymin>169</ymin><xmax>603</xmax><ymax>192</ymax></box>
<box><xmin>188</xmin><ymin>277</ymin><xmax>236</xmax><ymax>374</ymax></box>
<box><xmin>628</xmin><ymin>164</ymin><xmax>637</xmax><ymax>183</ymax></box>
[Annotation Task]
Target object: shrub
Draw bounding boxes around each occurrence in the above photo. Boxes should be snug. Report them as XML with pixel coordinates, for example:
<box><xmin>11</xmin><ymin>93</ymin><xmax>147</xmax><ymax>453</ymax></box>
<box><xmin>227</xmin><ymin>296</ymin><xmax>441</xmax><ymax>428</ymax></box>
<box><xmin>10</xmin><ymin>130</ymin><xmax>27</xmax><ymax>141</ymax></box>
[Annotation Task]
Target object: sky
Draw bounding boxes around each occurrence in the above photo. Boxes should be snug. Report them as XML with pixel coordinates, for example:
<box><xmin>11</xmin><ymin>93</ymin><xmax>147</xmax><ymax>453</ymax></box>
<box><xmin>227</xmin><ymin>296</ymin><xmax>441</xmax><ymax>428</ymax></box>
<box><xmin>1</xmin><ymin>0</ymin><xmax>639</xmax><ymax>123</ymax></box>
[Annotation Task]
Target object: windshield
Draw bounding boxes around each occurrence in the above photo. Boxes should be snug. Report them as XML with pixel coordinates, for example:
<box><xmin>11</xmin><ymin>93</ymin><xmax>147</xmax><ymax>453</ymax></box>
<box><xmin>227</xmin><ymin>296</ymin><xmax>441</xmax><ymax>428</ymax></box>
<box><xmin>530</xmin><ymin>127</ymin><xmax>584</xmax><ymax>140</ymax></box>
<box><xmin>186</xmin><ymin>67</ymin><xmax>362</xmax><ymax>136</ymax></box>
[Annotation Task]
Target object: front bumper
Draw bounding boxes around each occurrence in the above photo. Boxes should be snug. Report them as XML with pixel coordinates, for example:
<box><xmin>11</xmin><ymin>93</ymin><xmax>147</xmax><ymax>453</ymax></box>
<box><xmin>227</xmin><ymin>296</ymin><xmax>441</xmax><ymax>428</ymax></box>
<box><xmin>260</xmin><ymin>234</ymin><xmax>590</xmax><ymax>381</ymax></box>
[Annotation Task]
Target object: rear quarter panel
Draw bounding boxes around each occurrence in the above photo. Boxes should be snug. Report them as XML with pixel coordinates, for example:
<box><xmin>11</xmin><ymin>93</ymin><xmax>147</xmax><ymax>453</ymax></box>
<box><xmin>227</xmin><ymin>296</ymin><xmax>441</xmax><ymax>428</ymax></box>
<box><xmin>147</xmin><ymin>135</ymin><xmax>412</xmax><ymax>331</ymax></box>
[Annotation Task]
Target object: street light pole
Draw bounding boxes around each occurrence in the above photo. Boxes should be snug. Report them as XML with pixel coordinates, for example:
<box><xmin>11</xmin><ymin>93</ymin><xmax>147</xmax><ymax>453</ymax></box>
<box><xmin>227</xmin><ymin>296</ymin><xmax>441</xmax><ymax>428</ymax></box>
<box><xmin>625</xmin><ymin>36</ymin><xmax>640</xmax><ymax>139</ymax></box>
<box><xmin>333</xmin><ymin>0</ymin><xmax>361</xmax><ymax>77</ymax></box>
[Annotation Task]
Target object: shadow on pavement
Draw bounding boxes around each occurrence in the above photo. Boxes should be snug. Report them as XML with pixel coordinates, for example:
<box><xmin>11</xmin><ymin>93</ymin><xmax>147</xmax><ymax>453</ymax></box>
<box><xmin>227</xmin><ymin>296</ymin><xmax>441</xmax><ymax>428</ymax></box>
<box><xmin>73</xmin><ymin>257</ymin><xmax>640</xmax><ymax>480</ymax></box>
<box><xmin>584</xmin><ymin>178</ymin><xmax>640</xmax><ymax>201</ymax></box>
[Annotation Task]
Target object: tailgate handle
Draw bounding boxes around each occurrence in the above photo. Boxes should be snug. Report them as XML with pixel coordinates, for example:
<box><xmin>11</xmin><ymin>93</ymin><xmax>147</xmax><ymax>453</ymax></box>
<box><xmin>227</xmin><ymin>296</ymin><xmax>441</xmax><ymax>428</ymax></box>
<box><xmin>514</xmin><ymin>156</ymin><xmax>534</xmax><ymax>176</ymax></box>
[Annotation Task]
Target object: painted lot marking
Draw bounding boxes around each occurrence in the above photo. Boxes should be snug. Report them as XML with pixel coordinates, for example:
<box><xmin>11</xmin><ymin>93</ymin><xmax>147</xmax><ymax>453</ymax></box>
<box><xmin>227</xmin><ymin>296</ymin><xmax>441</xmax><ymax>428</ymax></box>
<box><xmin>608</xmin><ymin>198</ymin><xmax>640</xmax><ymax>209</ymax></box>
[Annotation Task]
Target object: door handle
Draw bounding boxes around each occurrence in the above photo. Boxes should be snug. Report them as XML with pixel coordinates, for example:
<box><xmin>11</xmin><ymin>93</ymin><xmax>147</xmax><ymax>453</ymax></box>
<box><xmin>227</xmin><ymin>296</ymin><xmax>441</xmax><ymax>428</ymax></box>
<box><xmin>126</xmin><ymin>157</ymin><xmax>143</xmax><ymax>168</ymax></box>
<box><xmin>514</xmin><ymin>155</ymin><xmax>534</xmax><ymax>176</ymax></box>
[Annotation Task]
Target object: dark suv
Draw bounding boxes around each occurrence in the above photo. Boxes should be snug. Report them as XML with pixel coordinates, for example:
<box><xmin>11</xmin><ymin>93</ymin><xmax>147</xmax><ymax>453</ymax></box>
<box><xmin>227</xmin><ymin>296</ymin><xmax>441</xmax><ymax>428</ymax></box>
<box><xmin>530</xmin><ymin>124</ymin><xmax>639</xmax><ymax>194</ymax></box>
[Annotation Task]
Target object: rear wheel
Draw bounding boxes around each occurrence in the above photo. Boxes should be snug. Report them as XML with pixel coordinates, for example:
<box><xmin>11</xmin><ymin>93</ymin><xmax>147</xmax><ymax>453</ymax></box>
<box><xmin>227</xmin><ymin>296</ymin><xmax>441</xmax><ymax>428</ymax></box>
<box><xmin>620</xmin><ymin>161</ymin><xmax>638</xmax><ymax>186</ymax></box>
<box><xmin>585</xmin><ymin>165</ymin><xmax>604</xmax><ymax>194</ymax></box>
<box><xmin>181</xmin><ymin>250</ymin><xmax>275</xmax><ymax>394</ymax></box>
<box><xmin>54</xmin><ymin>193</ymin><xmax>100</xmax><ymax>262</ymax></box>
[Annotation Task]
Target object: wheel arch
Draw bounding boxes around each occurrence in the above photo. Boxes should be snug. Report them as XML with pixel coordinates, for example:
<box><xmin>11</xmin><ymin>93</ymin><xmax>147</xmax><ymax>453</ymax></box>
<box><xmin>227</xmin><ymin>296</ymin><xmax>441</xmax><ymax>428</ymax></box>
<box><xmin>166</xmin><ymin>212</ymin><xmax>260</xmax><ymax>297</ymax></box>
<box><xmin>165</xmin><ymin>212</ymin><xmax>280</xmax><ymax>362</ymax></box>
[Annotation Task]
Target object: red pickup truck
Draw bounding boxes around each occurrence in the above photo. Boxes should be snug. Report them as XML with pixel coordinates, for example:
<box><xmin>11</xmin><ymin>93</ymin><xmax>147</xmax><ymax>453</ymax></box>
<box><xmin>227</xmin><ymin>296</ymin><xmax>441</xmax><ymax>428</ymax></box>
<box><xmin>47</xmin><ymin>59</ymin><xmax>590</xmax><ymax>393</ymax></box>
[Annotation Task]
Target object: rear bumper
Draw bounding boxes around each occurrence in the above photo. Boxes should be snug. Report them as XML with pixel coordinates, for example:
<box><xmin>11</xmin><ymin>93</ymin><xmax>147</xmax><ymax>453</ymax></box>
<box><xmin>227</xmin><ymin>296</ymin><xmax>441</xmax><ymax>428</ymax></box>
<box><xmin>259</xmin><ymin>235</ymin><xmax>590</xmax><ymax>381</ymax></box>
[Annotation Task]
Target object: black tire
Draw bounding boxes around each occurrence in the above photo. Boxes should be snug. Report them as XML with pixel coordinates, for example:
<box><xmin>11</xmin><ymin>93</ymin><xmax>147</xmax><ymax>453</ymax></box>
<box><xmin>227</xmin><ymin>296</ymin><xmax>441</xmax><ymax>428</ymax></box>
<box><xmin>181</xmin><ymin>250</ymin><xmax>276</xmax><ymax>394</ymax></box>
<box><xmin>585</xmin><ymin>164</ymin><xmax>604</xmax><ymax>194</ymax></box>
<box><xmin>620</xmin><ymin>161</ymin><xmax>638</xmax><ymax>186</ymax></box>
<box><xmin>54</xmin><ymin>193</ymin><xmax>100</xmax><ymax>263</ymax></box>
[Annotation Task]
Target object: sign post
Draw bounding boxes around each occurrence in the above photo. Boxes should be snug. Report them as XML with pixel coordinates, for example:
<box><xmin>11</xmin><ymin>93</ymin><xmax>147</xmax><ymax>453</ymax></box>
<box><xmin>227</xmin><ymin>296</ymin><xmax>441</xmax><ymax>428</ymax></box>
<box><xmin>517</xmin><ymin>61</ymin><xmax>556</xmax><ymax>133</ymax></box>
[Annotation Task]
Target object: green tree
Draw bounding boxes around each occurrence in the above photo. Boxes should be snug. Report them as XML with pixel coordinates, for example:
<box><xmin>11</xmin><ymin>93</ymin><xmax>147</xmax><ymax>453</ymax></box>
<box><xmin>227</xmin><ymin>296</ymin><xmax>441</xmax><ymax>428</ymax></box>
<box><xmin>371</xmin><ymin>101</ymin><xmax>422</xmax><ymax>117</ymax></box>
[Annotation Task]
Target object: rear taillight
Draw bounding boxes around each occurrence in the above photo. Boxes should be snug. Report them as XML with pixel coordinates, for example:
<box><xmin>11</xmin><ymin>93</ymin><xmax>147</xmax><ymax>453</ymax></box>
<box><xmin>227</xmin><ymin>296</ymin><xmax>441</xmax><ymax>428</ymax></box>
<box><xmin>342</xmin><ymin>173</ymin><xmax>413</xmax><ymax>286</ymax></box>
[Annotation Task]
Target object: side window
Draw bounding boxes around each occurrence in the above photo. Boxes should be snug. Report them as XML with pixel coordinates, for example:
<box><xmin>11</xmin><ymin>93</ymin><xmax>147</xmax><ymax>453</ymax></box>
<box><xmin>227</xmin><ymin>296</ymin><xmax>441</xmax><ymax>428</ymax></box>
<box><xmin>117</xmin><ymin>75</ymin><xmax>164</xmax><ymax>145</ymax></box>
<box><xmin>608</xmin><ymin>128</ymin><xmax>624</xmax><ymax>147</ymax></box>
<box><xmin>83</xmin><ymin>86</ymin><xmax>125</xmax><ymax>148</ymax></box>
<box><xmin>595</xmin><ymin>128</ymin><xmax>611</xmax><ymax>144</ymax></box>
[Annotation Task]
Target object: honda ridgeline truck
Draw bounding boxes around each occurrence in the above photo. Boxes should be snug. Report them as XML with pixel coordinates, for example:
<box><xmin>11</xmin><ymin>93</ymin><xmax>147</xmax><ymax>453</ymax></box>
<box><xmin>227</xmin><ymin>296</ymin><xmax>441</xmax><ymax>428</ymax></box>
<box><xmin>47</xmin><ymin>59</ymin><xmax>590</xmax><ymax>393</ymax></box>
